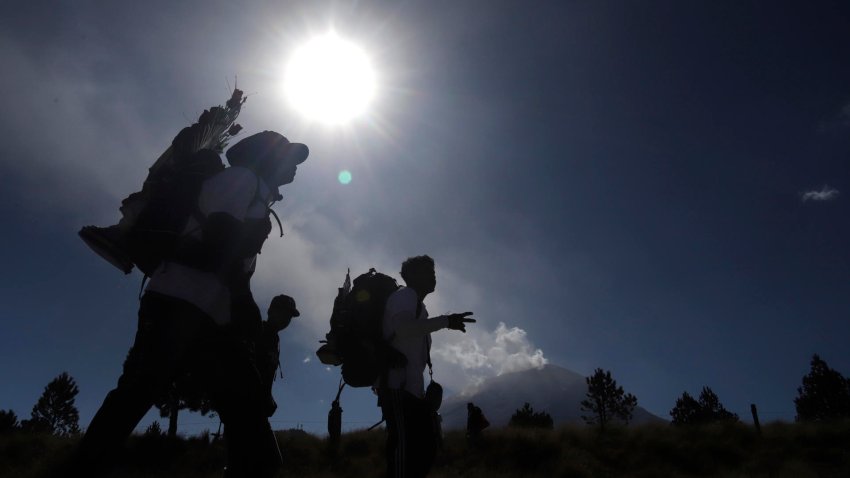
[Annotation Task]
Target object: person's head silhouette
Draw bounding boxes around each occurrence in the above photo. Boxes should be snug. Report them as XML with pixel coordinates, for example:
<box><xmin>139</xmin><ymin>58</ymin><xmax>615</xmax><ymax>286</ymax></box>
<box><xmin>226</xmin><ymin>131</ymin><xmax>309</xmax><ymax>187</ymax></box>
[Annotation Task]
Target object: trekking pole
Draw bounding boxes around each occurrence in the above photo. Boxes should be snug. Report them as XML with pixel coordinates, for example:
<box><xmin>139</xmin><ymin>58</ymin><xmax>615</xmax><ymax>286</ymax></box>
<box><xmin>334</xmin><ymin>378</ymin><xmax>345</xmax><ymax>402</ymax></box>
<box><xmin>367</xmin><ymin>418</ymin><xmax>385</xmax><ymax>431</ymax></box>
<box><xmin>211</xmin><ymin>419</ymin><xmax>223</xmax><ymax>442</ymax></box>
<box><xmin>328</xmin><ymin>379</ymin><xmax>345</xmax><ymax>445</ymax></box>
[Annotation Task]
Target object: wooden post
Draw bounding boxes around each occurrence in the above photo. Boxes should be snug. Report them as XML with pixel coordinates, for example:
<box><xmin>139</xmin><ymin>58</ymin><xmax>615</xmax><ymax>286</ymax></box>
<box><xmin>168</xmin><ymin>404</ymin><xmax>179</xmax><ymax>438</ymax></box>
<box><xmin>750</xmin><ymin>403</ymin><xmax>761</xmax><ymax>436</ymax></box>
<box><xmin>211</xmin><ymin>419</ymin><xmax>223</xmax><ymax>442</ymax></box>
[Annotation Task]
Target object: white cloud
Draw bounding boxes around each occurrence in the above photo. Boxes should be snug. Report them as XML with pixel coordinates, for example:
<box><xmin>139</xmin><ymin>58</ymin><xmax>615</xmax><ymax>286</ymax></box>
<box><xmin>302</xmin><ymin>357</ymin><xmax>311</xmax><ymax>364</ymax></box>
<box><xmin>431</xmin><ymin>321</ymin><xmax>548</xmax><ymax>393</ymax></box>
<box><xmin>801</xmin><ymin>185</ymin><xmax>840</xmax><ymax>202</ymax></box>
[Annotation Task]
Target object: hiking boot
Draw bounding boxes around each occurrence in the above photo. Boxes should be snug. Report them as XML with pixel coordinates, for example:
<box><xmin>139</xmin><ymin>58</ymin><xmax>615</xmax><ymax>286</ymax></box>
<box><xmin>78</xmin><ymin>225</ymin><xmax>134</xmax><ymax>274</ymax></box>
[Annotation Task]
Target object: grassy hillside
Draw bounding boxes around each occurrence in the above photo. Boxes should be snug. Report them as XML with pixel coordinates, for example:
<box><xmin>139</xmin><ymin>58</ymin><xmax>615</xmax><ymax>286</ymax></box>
<box><xmin>2</xmin><ymin>422</ymin><xmax>849</xmax><ymax>477</ymax></box>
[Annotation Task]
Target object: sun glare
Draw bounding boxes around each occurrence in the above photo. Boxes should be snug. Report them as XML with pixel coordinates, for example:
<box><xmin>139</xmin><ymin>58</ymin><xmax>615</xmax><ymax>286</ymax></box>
<box><xmin>284</xmin><ymin>33</ymin><xmax>376</xmax><ymax>124</ymax></box>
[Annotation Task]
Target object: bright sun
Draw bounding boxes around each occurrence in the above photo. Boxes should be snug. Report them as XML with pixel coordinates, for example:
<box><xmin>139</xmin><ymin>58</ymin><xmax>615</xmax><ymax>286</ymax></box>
<box><xmin>284</xmin><ymin>33</ymin><xmax>376</xmax><ymax>124</ymax></box>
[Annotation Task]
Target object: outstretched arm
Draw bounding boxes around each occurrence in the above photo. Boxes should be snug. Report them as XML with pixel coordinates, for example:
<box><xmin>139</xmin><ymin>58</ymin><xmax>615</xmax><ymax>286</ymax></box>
<box><xmin>391</xmin><ymin>312</ymin><xmax>475</xmax><ymax>340</ymax></box>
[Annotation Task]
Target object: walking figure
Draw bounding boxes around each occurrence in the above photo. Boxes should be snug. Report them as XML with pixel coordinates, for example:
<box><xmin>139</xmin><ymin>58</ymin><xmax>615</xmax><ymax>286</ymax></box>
<box><xmin>73</xmin><ymin>126</ymin><xmax>309</xmax><ymax>478</ymax></box>
<box><xmin>378</xmin><ymin>255</ymin><xmax>475</xmax><ymax>478</ymax></box>
<box><xmin>466</xmin><ymin>402</ymin><xmax>489</xmax><ymax>447</ymax></box>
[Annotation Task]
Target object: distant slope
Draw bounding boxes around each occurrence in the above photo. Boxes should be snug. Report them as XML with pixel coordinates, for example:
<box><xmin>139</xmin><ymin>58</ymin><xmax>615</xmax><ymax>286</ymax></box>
<box><xmin>439</xmin><ymin>364</ymin><xmax>665</xmax><ymax>429</ymax></box>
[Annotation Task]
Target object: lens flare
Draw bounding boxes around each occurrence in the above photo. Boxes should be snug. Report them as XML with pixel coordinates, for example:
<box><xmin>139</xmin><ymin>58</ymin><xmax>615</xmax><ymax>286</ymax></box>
<box><xmin>338</xmin><ymin>170</ymin><xmax>352</xmax><ymax>185</ymax></box>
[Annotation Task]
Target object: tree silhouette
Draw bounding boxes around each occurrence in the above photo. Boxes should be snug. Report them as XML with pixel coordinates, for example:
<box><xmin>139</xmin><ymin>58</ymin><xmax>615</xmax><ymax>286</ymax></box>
<box><xmin>0</xmin><ymin>409</ymin><xmax>19</xmax><ymax>433</ymax></box>
<box><xmin>153</xmin><ymin>375</ymin><xmax>214</xmax><ymax>438</ymax></box>
<box><xmin>670</xmin><ymin>391</ymin><xmax>700</xmax><ymax>425</ymax></box>
<box><xmin>795</xmin><ymin>354</ymin><xmax>850</xmax><ymax>422</ymax></box>
<box><xmin>670</xmin><ymin>387</ymin><xmax>739</xmax><ymax>425</ymax></box>
<box><xmin>22</xmin><ymin>372</ymin><xmax>80</xmax><ymax>436</ymax></box>
<box><xmin>509</xmin><ymin>402</ymin><xmax>554</xmax><ymax>429</ymax></box>
<box><xmin>580</xmin><ymin>368</ymin><xmax>637</xmax><ymax>429</ymax></box>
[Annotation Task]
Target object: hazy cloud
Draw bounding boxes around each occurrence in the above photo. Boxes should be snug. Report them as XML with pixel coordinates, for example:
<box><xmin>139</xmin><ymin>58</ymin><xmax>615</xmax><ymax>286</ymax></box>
<box><xmin>250</xmin><ymin>207</ymin><xmax>403</xmax><ymax>348</ymax></box>
<box><xmin>0</xmin><ymin>28</ymin><xmax>225</xmax><ymax>226</ymax></box>
<box><xmin>801</xmin><ymin>185</ymin><xmax>840</xmax><ymax>202</ymax></box>
<box><xmin>302</xmin><ymin>357</ymin><xmax>311</xmax><ymax>363</ymax></box>
<box><xmin>841</xmin><ymin>102</ymin><xmax>850</xmax><ymax>123</ymax></box>
<box><xmin>431</xmin><ymin>321</ymin><xmax>548</xmax><ymax>393</ymax></box>
<box><xmin>815</xmin><ymin>100</ymin><xmax>850</xmax><ymax>133</ymax></box>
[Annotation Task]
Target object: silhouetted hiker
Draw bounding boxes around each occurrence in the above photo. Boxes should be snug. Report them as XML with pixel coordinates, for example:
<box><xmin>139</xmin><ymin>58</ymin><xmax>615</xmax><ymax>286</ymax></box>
<box><xmin>378</xmin><ymin>255</ymin><xmax>475</xmax><ymax>478</ymax></box>
<box><xmin>328</xmin><ymin>384</ymin><xmax>343</xmax><ymax>452</ymax></box>
<box><xmin>72</xmin><ymin>131</ymin><xmax>308</xmax><ymax>478</ymax></box>
<box><xmin>255</xmin><ymin>294</ymin><xmax>300</xmax><ymax>415</ymax></box>
<box><xmin>466</xmin><ymin>402</ymin><xmax>489</xmax><ymax>446</ymax></box>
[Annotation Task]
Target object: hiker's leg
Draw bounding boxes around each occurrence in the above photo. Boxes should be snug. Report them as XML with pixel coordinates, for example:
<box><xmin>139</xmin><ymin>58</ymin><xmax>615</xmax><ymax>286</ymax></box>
<box><xmin>381</xmin><ymin>389</ymin><xmax>407</xmax><ymax>478</ymax></box>
<box><xmin>218</xmin><ymin>413</ymin><xmax>281</xmax><ymax>478</ymax></box>
<box><xmin>413</xmin><ymin>401</ymin><xmax>438</xmax><ymax>477</ymax></box>
<box><xmin>75</xmin><ymin>293</ymin><xmax>203</xmax><ymax>467</ymax></box>
<box><xmin>399</xmin><ymin>393</ymin><xmax>434</xmax><ymax>478</ymax></box>
<box><xmin>208</xmin><ymin>334</ymin><xmax>282</xmax><ymax>478</ymax></box>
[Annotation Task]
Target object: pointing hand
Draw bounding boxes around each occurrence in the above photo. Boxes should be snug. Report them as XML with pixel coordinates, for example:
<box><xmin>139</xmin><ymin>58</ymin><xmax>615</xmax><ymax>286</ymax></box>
<box><xmin>447</xmin><ymin>312</ymin><xmax>475</xmax><ymax>332</ymax></box>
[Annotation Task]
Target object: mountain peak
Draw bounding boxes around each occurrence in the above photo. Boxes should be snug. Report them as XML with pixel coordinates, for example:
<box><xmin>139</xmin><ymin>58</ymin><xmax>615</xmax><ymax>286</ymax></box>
<box><xmin>440</xmin><ymin>364</ymin><xmax>664</xmax><ymax>429</ymax></box>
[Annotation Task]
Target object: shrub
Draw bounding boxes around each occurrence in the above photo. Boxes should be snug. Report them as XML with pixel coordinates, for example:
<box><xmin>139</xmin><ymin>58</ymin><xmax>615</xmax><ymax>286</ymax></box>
<box><xmin>144</xmin><ymin>421</ymin><xmax>165</xmax><ymax>437</ymax></box>
<box><xmin>508</xmin><ymin>402</ymin><xmax>553</xmax><ymax>429</ymax></box>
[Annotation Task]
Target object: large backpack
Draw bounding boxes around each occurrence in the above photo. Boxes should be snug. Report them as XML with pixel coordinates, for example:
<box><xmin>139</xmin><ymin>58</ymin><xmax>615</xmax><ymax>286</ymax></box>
<box><xmin>120</xmin><ymin>149</ymin><xmax>225</xmax><ymax>275</ymax></box>
<box><xmin>79</xmin><ymin>89</ymin><xmax>245</xmax><ymax>276</ymax></box>
<box><xmin>317</xmin><ymin>268</ymin><xmax>405</xmax><ymax>387</ymax></box>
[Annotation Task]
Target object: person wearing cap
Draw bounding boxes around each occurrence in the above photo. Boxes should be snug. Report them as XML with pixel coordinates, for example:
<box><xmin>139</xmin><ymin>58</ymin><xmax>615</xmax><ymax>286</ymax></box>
<box><xmin>75</xmin><ymin>131</ymin><xmax>309</xmax><ymax>478</ymax></box>
<box><xmin>255</xmin><ymin>294</ymin><xmax>300</xmax><ymax>415</ymax></box>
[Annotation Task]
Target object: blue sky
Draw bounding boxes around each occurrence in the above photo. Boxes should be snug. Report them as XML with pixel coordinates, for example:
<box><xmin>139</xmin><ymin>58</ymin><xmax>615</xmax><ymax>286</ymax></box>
<box><xmin>2</xmin><ymin>0</ymin><xmax>850</xmax><ymax>435</ymax></box>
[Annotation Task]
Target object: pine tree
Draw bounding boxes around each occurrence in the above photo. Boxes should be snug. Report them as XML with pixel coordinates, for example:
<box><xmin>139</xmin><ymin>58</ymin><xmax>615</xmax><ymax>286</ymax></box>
<box><xmin>795</xmin><ymin>354</ymin><xmax>850</xmax><ymax>422</ymax></box>
<box><xmin>25</xmin><ymin>372</ymin><xmax>80</xmax><ymax>436</ymax></box>
<box><xmin>580</xmin><ymin>368</ymin><xmax>638</xmax><ymax>429</ymax></box>
<box><xmin>0</xmin><ymin>409</ymin><xmax>19</xmax><ymax>433</ymax></box>
<box><xmin>696</xmin><ymin>387</ymin><xmax>738</xmax><ymax>422</ymax></box>
<box><xmin>670</xmin><ymin>387</ymin><xmax>739</xmax><ymax>425</ymax></box>
<box><xmin>670</xmin><ymin>391</ymin><xmax>701</xmax><ymax>425</ymax></box>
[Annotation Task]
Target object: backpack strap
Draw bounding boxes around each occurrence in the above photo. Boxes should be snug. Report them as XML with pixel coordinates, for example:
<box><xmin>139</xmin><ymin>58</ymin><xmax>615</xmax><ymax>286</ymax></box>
<box><xmin>427</xmin><ymin>338</ymin><xmax>434</xmax><ymax>382</ymax></box>
<box><xmin>268</xmin><ymin>207</ymin><xmax>284</xmax><ymax>237</ymax></box>
<box><xmin>418</xmin><ymin>300</ymin><xmax>435</xmax><ymax>382</ymax></box>
<box><xmin>138</xmin><ymin>274</ymin><xmax>150</xmax><ymax>301</ymax></box>
<box><xmin>334</xmin><ymin>378</ymin><xmax>345</xmax><ymax>403</ymax></box>
<box><xmin>254</xmin><ymin>172</ymin><xmax>284</xmax><ymax>238</ymax></box>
